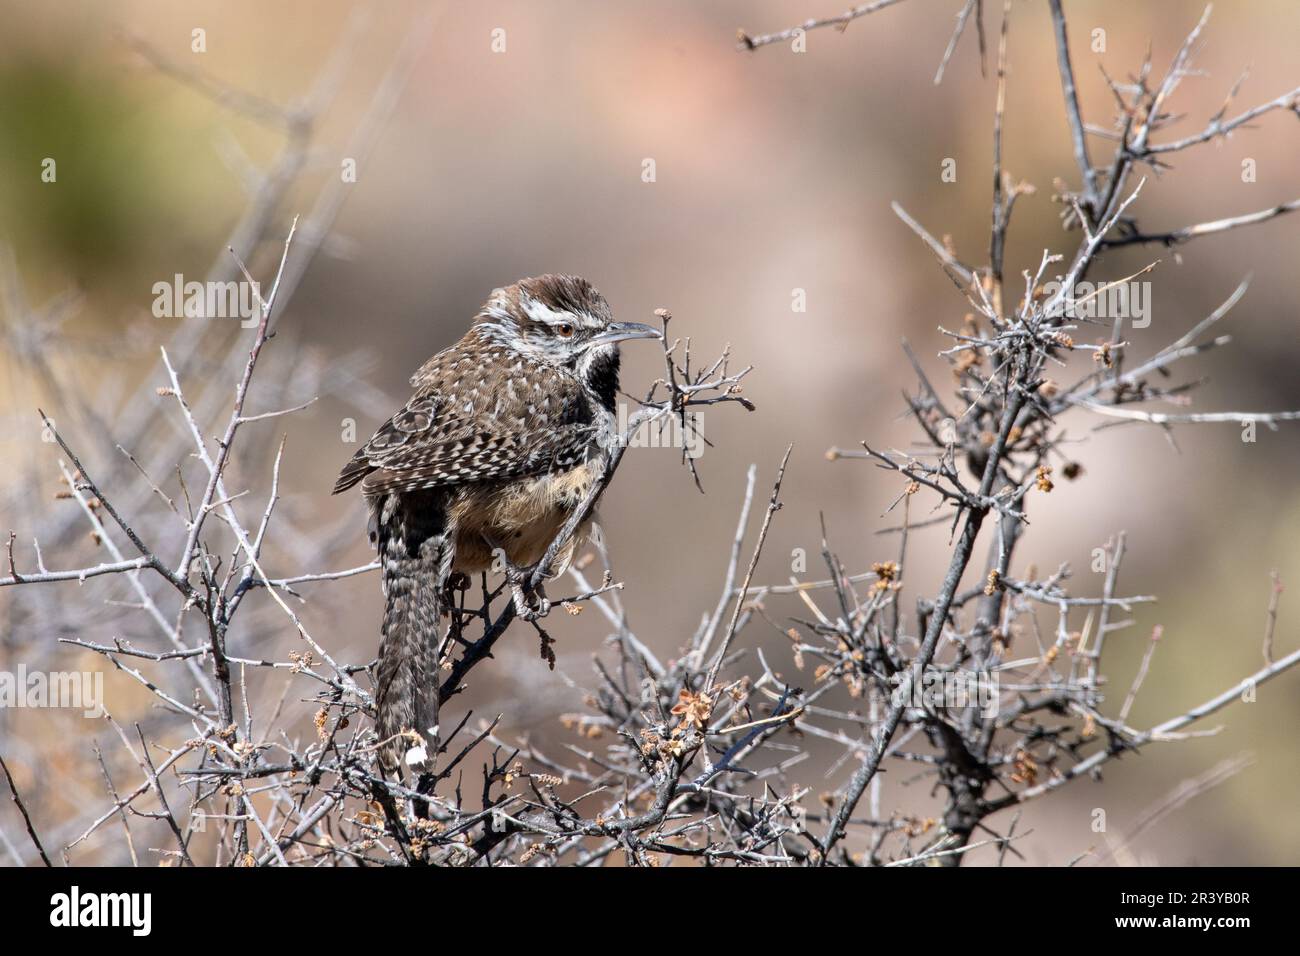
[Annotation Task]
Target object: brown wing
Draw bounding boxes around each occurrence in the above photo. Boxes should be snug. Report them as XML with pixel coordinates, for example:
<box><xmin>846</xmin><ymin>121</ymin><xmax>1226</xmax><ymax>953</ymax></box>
<box><xmin>332</xmin><ymin>331</ymin><xmax>596</xmax><ymax>496</ymax></box>
<box><xmin>332</xmin><ymin>393</ymin><xmax>444</xmax><ymax>494</ymax></box>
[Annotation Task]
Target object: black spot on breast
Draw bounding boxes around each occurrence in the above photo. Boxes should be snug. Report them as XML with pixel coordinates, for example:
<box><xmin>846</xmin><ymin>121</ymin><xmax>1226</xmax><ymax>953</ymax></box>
<box><xmin>584</xmin><ymin>349</ymin><xmax>620</xmax><ymax>413</ymax></box>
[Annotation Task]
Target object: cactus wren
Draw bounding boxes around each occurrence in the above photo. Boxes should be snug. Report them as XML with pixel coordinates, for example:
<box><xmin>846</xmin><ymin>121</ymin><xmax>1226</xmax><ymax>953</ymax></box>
<box><xmin>333</xmin><ymin>274</ymin><xmax>659</xmax><ymax>772</ymax></box>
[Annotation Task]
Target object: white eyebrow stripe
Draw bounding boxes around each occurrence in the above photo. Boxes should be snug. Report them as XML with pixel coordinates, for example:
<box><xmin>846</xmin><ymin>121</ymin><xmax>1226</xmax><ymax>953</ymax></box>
<box><xmin>519</xmin><ymin>293</ymin><xmax>599</xmax><ymax>329</ymax></box>
<box><xmin>521</xmin><ymin>295</ymin><xmax>570</xmax><ymax>325</ymax></box>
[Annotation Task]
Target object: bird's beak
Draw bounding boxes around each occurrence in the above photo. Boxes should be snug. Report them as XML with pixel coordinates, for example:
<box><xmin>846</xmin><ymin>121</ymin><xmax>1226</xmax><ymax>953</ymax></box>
<box><xmin>587</xmin><ymin>321</ymin><xmax>662</xmax><ymax>348</ymax></box>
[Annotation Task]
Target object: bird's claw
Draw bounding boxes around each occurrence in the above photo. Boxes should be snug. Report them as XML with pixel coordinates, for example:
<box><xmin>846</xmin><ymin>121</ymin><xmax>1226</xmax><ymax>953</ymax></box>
<box><xmin>511</xmin><ymin>585</ymin><xmax>550</xmax><ymax>621</ymax></box>
<box><xmin>486</xmin><ymin>535</ymin><xmax>551</xmax><ymax>621</ymax></box>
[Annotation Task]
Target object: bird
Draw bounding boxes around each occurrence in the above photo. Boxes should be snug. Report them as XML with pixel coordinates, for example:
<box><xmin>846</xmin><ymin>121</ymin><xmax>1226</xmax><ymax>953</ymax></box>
<box><xmin>333</xmin><ymin>275</ymin><xmax>660</xmax><ymax>773</ymax></box>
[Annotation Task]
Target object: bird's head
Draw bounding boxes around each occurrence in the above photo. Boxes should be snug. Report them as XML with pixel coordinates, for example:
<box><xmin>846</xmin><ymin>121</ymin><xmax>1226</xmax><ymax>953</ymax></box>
<box><xmin>476</xmin><ymin>274</ymin><xmax>661</xmax><ymax>371</ymax></box>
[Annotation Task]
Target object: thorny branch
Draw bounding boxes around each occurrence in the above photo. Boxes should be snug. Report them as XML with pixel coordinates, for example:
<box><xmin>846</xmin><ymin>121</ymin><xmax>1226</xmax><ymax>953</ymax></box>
<box><xmin>738</xmin><ymin>1</ymin><xmax>1300</xmax><ymax>866</ymax></box>
<box><xmin>2</xmin><ymin>3</ymin><xmax>1298</xmax><ymax>868</ymax></box>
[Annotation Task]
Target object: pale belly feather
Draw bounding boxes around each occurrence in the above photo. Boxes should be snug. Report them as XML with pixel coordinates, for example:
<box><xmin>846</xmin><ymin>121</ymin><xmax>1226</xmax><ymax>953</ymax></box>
<box><xmin>448</xmin><ymin>460</ymin><xmax>600</xmax><ymax>576</ymax></box>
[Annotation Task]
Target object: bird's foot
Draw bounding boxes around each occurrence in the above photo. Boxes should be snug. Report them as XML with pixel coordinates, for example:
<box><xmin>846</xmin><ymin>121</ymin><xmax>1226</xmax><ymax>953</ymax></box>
<box><xmin>483</xmin><ymin>534</ymin><xmax>552</xmax><ymax>621</ymax></box>
<box><xmin>511</xmin><ymin>581</ymin><xmax>551</xmax><ymax>621</ymax></box>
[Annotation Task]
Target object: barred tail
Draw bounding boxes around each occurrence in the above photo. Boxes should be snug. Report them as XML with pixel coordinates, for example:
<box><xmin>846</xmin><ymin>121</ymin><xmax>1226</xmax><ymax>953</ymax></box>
<box><xmin>372</xmin><ymin>492</ymin><xmax>451</xmax><ymax>774</ymax></box>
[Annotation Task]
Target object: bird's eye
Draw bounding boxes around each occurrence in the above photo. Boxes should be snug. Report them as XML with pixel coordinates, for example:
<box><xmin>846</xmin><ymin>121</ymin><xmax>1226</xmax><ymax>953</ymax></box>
<box><xmin>555</xmin><ymin>323</ymin><xmax>575</xmax><ymax>338</ymax></box>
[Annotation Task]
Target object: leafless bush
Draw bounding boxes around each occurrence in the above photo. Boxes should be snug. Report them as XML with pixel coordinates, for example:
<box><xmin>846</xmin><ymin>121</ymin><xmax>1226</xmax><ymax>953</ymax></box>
<box><xmin>2</xmin><ymin>3</ymin><xmax>1298</xmax><ymax>867</ymax></box>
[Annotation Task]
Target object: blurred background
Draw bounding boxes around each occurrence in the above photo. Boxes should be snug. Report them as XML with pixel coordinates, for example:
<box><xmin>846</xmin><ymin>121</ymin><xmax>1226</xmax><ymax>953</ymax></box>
<box><xmin>0</xmin><ymin>0</ymin><xmax>1297</xmax><ymax>865</ymax></box>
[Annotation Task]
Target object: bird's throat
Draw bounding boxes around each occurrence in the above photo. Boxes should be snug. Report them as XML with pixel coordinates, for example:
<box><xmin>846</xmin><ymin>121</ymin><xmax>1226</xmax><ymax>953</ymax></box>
<box><xmin>581</xmin><ymin>346</ymin><xmax>621</xmax><ymax>413</ymax></box>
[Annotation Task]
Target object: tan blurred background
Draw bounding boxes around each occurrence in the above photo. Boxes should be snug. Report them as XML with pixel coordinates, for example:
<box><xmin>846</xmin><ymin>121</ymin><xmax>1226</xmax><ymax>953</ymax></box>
<box><xmin>0</xmin><ymin>0</ymin><xmax>1297</xmax><ymax>864</ymax></box>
